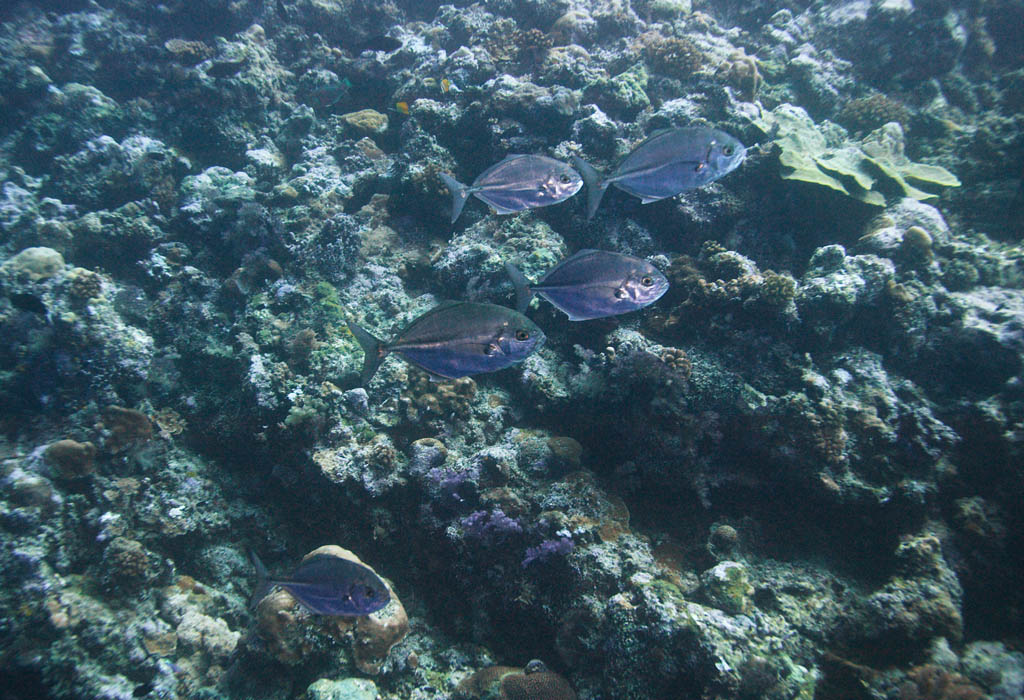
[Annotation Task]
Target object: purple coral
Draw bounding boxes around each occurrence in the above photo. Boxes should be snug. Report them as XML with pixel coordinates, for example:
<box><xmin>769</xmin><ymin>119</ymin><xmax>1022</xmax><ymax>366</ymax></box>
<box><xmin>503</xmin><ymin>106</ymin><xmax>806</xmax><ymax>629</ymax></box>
<box><xmin>426</xmin><ymin>465</ymin><xmax>479</xmax><ymax>505</ymax></box>
<box><xmin>460</xmin><ymin>508</ymin><xmax>523</xmax><ymax>540</ymax></box>
<box><xmin>522</xmin><ymin>537</ymin><xmax>575</xmax><ymax>567</ymax></box>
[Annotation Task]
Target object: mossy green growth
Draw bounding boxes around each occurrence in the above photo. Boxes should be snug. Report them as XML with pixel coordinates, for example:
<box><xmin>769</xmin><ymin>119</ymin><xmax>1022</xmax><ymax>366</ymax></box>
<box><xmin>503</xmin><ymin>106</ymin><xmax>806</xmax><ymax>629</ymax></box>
<box><xmin>701</xmin><ymin>561</ymin><xmax>752</xmax><ymax>614</ymax></box>
<box><xmin>750</xmin><ymin>104</ymin><xmax>960</xmax><ymax>207</ymax></box>
<box><xmin>284</xmin><ymin>403</ymin><xmax>319</xmax><ymax>428</ymax></box>
<box><xmin>313</xmin><ymin>280</ymin><xmax>345</xmax><ymax>324</ymax></box>
<box><xmin>647</xmin><ymin>577</ymin><xmax>686</xmax><ymax>603</ymax></box>
<box><xmin>584</xmin><ymin>63</ymin><xmax>650</xmax><ymax>118</ymax></box>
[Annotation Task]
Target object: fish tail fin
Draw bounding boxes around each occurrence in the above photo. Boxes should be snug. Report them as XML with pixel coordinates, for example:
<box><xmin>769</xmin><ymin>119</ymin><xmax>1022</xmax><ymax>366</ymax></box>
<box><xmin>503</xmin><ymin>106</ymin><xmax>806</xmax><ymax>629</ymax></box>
<box><xmin>504</xmin><ymin>262</ymin><xmax>534</xmax><ymax>314</ymax></box>
<box><xmin>439</xmin><ymin>172</ymin><xmax>471</xmax><ymax>224</ymax></box>
<box><xmin>571</xmin><ymin>155</ymin><xmax>609</xmax><ymax>220</ymax></box>
<box><xmin>249</xmin><ymin>550</ymin><xmax>273</xmax><ymax>609</ymax></box>
<box><xmin>347</xmin><ymin>321</ymin><xmax>387</xmax><ymax>386</ymax></box>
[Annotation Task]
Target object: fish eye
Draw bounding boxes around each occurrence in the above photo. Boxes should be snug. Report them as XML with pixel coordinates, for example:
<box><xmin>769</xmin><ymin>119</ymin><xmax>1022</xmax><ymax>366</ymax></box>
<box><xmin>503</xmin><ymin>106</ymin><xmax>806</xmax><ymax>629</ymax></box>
<box><xmin>723</xmin><ymin>145</ymin><xmax>735</xmax><ymax>156</ymax></box>
<box><xmin>365</xmin><ymin>586</ymin><xmax>377</xmax><ymax>598</ymax></box>
<box><xmin>515</xmin><ymin>329</ymin><xmax>530</xmax><ymax>341</ymax></box>
<box><xmin>641</xmin><ymin>276</ymin><xmax>654</xmax><ymax>286</ymax></box>
<box><xmin>559</xmin><ymin>173</ymin><xmax>571</xmax><ymax>183</ymax></box>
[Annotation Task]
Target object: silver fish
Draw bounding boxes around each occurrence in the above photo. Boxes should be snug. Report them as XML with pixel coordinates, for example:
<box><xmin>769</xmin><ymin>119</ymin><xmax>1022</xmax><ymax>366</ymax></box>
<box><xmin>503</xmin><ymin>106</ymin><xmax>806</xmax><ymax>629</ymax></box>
<box><xmin>506</xmin><ymin>249</ymin><xmax>669</xmax><ymax>321</ymax></box>
<box><xmin>440</xmin><ymin>155</ymin><xmax>583</xmax><ymax>223</ymax></box>
<box><xmin>250</xmin><ymin>551</ymin><xmax>390</xmax><ymax>617</ymax></box>
<box><xmin>572</xmin><ymin>127</ymin><xmax>746</xmax><ymax>219</ymax></box>
<box><xmin>348</xmin><ymin>301</ymin><xmax>544</xmax><ymax>384</ymax></box>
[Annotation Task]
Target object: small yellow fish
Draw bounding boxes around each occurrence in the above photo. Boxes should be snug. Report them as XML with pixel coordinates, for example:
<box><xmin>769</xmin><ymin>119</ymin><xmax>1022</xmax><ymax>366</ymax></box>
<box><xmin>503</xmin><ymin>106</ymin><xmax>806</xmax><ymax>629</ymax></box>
<box><xmin>395</xmin><ymin>101</ymin><xmax>410</xmax><ymax>115</ymax></box>
<box><xmin>441</xmin><ymin>78</ymin><xmax>451</xmax><ymax>93</ymax></box>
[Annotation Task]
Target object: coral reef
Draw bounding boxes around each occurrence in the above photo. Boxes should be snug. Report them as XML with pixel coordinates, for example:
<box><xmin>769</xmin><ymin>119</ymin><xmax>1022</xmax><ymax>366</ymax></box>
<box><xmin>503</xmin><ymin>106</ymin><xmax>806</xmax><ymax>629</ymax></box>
<box><xmin>0</xmin><ymin>0</ymin><xmax>1022</xmax><ymax>699</ymax></box>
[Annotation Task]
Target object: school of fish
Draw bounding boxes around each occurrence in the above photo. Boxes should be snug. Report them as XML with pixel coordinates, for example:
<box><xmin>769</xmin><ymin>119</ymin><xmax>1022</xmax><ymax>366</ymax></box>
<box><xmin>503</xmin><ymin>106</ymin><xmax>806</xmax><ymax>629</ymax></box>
<box><xmin>254</xmin><ymin>126</ymin><xmax>745</xmax><ymax>613</ymax></box>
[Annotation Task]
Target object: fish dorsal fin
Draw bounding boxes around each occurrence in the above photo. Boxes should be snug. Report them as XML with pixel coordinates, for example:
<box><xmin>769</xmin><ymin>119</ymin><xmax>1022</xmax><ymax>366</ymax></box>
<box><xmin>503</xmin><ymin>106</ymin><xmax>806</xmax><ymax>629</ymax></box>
<box><xmin>539</xmin><ymin>249</ymin><xmax>604</xmax><ymax>281</ymax></box>
<box><xmin>643</xmin><ymin>127</ymin><xmax>676</xmax><ymax>139</ymax></box>
<box><xmin>397</xmin><ymin>300</ymin><xmax>464</xmax><ymax>333</ymax></box>
<box><xmin>488</xmin><ymin>154</ymin><xmax>531</xmax><ymax>167</ymax></box>
<box><xmin>430</xmin><ymin>299</ymin><xmax>464</xmax><ymax>311</ymax></box>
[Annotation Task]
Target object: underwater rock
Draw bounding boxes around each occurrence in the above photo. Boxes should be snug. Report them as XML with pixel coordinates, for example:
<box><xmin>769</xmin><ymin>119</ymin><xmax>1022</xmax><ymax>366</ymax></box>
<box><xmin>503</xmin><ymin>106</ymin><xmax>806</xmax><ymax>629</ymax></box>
<box><xmin>433</xmin><ymin>216</ymin><xmax>567</xmax><ymax>300</ymax></box>
<box><xmin>814</xmin><ymin>0</ymin><xmax>966</xmax><ymax>85</ymax></box>
<box><xmin>797</xmin><ymin>244</ymin><xmax>895</xmax><ymax>343</ymax></box>
<box><xmin>286</xmin><ymin>0</ymin><xmax>404</xmax><ymax>48</ymax></box>
<box><xmin>178</xmin><ymin>166</ymin><xmax>257</xmax><ymax>233</ymax></box>
<box><xmin>701</xmin><ymin>560</ymin><xmax>753</xmax><ymax>614</ymax></box>
<box><xmin>934</xmin><ymin>287</ymin><xmax>1024</xmax><ymax>393</ymax></box>
<box><xmin>16</xmin><ymin>82</ymin><xmax>126</xmax><ymax>162</ymax></box>
<box><xmin>541</xmin><ymin>45</ymin><xmax>604</xmax><ymax>89</ymax></box>
<box><xmin>582</xmin><ymin>63</ymin><xmax>650</xmax><ymax>120</ymax></box>
<box><xmin>0</xmin><ymin>1</ymin><xmax>1020</xmax><ymax>698</ymax></box>
<box><xmin>70</xmin><ymin>203</ymin><xmax>169</xmax><ymax>275</ymax></box>
<box><xmin>837</xmin><ymin>533</ymin><xmax>964</xmax><ymax>651</ymax></box>
<box><xmin>2</xmin><ymin>465</ymin><xmax>58</xmax><ymax>510</ymax></box>
<box><xmin>489</xmin><ymin>74</ymin><xmax>580</xmax><ymax>130</ymax></box>
<box><xmin>177</xmin><ymin>607</ymin><xmax>241</xmax><ymax>660</ymax></box>
<box><xmin>307</xmin><ymin>677</ymin><xmax>379</xmax><ymax>700</ymax></box>
<box><xmin>960</xmin><ymin>641</ymin><xmax>1024</xmax><ymax>699</ymax></box>
<box><xmin>408</xmin><ymin>438</ymin><xmax>448</xmax><ymax>475</ymax></box>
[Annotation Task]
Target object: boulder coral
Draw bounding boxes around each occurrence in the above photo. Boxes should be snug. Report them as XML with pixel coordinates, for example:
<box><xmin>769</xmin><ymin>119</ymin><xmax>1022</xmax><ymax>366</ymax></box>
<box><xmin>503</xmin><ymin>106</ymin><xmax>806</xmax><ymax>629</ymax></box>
<box><xmin>252</xmin><ymin>545</ymin><xmax>408</xmax><ymax>673</ymax></box>
<box><xmin>454</xmin><ymin>660</ymin><xmax>577</xmax><ymax>700</ymax></box>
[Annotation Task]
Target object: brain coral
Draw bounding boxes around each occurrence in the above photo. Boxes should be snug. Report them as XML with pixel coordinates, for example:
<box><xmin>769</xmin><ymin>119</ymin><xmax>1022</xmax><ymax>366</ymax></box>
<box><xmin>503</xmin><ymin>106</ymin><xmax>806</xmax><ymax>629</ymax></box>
<box><xmin>454</xmin><ymin>660</ymin><xmax>577</xmax><ymax>700</ymax></box>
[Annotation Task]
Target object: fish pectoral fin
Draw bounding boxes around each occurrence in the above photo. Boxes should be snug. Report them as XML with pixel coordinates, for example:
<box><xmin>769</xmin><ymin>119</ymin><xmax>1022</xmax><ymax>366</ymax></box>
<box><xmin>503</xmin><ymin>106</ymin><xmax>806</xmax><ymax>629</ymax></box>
<box><xmin>426</xmin><ymin>370</ymin><xmax>456</xmax><ymax>382</ymax></box>
<box><xmin>640</xmin><ymin>195</ymin><xmax>669</xmax><ymax>204</ymax></box>
<box><xmin>483</xmin><ymin>201</ymin><xmax>523</xmax><ymax>215</ymax></box>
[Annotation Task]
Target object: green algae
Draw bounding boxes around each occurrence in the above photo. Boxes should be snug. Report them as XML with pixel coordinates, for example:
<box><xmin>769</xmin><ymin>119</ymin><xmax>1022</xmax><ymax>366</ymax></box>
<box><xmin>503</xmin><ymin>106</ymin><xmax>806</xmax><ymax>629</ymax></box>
<box><xmin>313</xmin><ymin>280</ymin><xmax>346</xmax><ymax>324</ymax></box>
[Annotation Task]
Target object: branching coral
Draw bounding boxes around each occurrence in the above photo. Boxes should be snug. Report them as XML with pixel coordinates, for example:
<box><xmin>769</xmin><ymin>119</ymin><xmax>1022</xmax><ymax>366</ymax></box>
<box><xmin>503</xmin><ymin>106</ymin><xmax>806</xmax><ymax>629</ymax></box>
<box><xmin>717</xmin><ymin>50</ymin><xmax>762</xmax><ymax>101</ymax></box>
<box><xmin>838</xmin><ymin>94</ymin><xmax>912</xmax><ymax>134</ymax></box>
<box><xmin>639</xmin><ymin>32</ymin><xmax>704</xmax><ymax>79</ymax></box>
<box><xmin>403</xmin><ymin>373</ymin><xmax>477</xmax><ymax>422</ymax></box>
<box><xmin>522</xmin><ymin>537</ymin><xmax>574</xmax><ymax>567</ymax></box>
<box><xmin>899</xmin><ymin>664</ymin><xmax>986</xmax><ymax>700</ymax></box>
